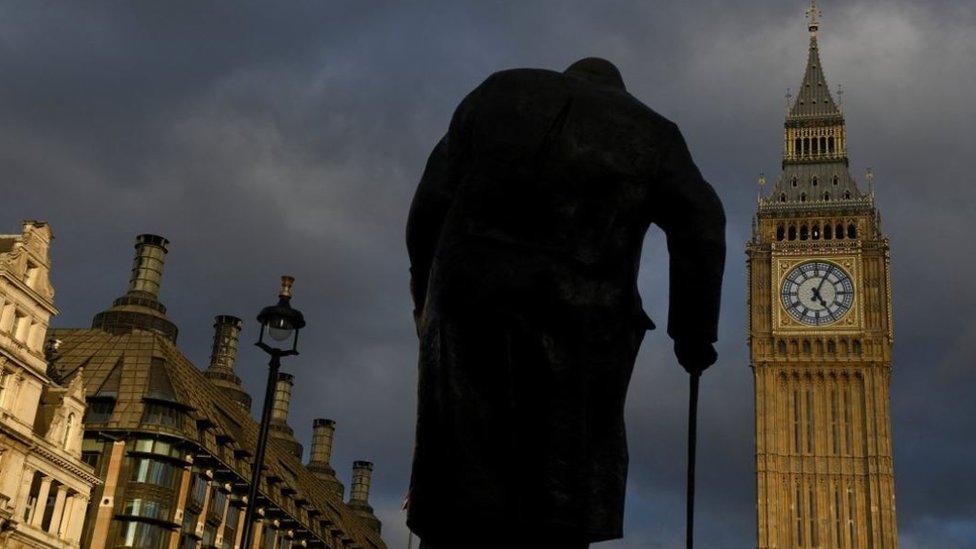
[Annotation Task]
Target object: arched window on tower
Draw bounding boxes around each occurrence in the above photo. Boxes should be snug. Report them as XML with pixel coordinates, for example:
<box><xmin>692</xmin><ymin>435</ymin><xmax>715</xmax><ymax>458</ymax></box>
<box><xmin>800</xmin><ymin>192</ymin><xmax>807</xmax><ymax>203</ymax></box>
<box><xmin>804</xmin><ymin>137</ymin><xmax>811</xmax><ymax>156</ymax></box>
<box><xmin>844</xmin><ymin>191</ymin><xmax>852</xmax><ymax>199</ymax></box>
<box><xmin>847</xmin><ymin>223</ymin><xmax>857</xmax><ymax>239</ymax></box>
<box><xmin>792</xmin><ymin>177</ymin><xmax>798</xmax><ymax>188</ymax></box>
<box><xmin>836</xmin><ymin>223</ymin><xmax>845</xmax><ymax>239</ymax></box>
<box><xmin>800</xmin><ymin>224</ymin><xmax>809</xmax><ymax>240</ymax></box>
<box><xmin>778</xmin><ymin>340</ymin><xmax>787</xmax><ymax>355</ymax></box>
<box><xmin>795</xmin><ymin>138</ymin><xmax>802</xmax><ymax>156</ymax></box>
<box><xmin>853</xmin><ymin>339</ymin><xmax>862</xmax><ymax>356</ymax></box>
<box><xmin>780</xmin><ymin>193</ymin><xmax>787</xmax><ymax>202</ymax></box>
<box><xmin>812</xmin><ymin>223</ymin><xmax>820</xmax><ymax>239</ymax></box>
<box><xmin>812</xmin><ymin>176</ymin><xmax>818</xmax><ymax>187</ymax></box>
<box><xmin>789</xmin><ymin>225</ymin><xmax>797</xmax><ymax>241</ymax></box>
<box><xmin>824</xmin><ymin>224</ymin><xmax>833</xmax><ymax>239</ymax></box>
<box><xmin>828</xmin><ymin>136</ymin><xmax>835</xmax><ymax>154</ymax></box>
<box><xmin>823</xmin><ymin>192</ymin><xmax>830</xmax><ymax>201</ymax></box>
<box><xmin>820</xmin><ymin>136</ymin><xmax>827</xmax><ymax>155</ymax></box>
<box><xmin>833</xmin><ymin>174</ymin><xmax>839</xmax><ymax>185</ymax></box>
<box><xmin>776</xmin><ymin>225</ymin><xmax>785</xmax><ymax>241</ymax></box>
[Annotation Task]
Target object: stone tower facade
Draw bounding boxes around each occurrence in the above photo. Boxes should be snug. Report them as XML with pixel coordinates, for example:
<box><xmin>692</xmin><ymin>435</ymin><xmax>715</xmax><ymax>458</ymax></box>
<box><xmin>748</xmin><ymin>2</ymin><xmax>898</xmax><ymax>547</ymax></box>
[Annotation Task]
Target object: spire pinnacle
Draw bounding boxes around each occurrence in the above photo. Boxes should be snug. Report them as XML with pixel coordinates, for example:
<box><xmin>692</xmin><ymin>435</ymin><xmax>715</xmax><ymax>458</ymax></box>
<box><xmin>788</xmin><ymin>0</ymin><xmax>839</xmax><ymax>119</ymax></box>
<box><xmin>806</xmin><ymin>0</ymin><xmax>821</xmax><ymax>35</ymax></box>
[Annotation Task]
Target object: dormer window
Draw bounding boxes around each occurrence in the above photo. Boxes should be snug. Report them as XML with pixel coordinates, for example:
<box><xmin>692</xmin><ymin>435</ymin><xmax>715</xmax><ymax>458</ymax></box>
<box><xmin>791</xmin><ymin>178</ymin><xmax>798</xmax><ymax>188</ymax></box>
<box><xmin>833</xmin><ymin>175</ymin><xmax>839</xmax><ymax>185</ymax></box>
<box><xmin>812</xmin><ymin>177</ymin><xmax>818</xmax><ymax>187</ymax></box>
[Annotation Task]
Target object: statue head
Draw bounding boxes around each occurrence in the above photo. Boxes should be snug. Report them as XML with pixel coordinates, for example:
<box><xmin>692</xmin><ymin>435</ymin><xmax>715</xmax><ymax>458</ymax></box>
<box><xmin>564</xmin><ymin>57</ymin><xmax>626</xmax><ymax>91</ymax></box>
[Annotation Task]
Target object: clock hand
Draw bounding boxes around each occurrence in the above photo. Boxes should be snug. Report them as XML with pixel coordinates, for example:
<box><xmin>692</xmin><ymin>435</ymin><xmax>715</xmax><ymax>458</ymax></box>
<box><xmin>816</xmin><ymin>266</ymin><xmax>833</xmax><ymax>293</ymax></box>
<box><xmin>811</xmin><ymin>287</ymin><xmax>828</xmax><ymax>308</ymax></box>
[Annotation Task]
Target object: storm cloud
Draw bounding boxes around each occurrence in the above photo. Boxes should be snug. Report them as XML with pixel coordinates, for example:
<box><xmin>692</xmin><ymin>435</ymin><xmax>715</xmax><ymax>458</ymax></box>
<box><xmin>1</xmin><ymin>1</ymin><xmax>974</xmax><ymax>547</ymax></box>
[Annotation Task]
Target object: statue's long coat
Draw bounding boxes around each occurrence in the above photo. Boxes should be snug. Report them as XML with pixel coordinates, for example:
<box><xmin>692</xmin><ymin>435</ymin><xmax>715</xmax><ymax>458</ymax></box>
<box><xmin>406</xmin><ymin>67</ymin><xmax>725</xmax><ymax>543</ymax></box>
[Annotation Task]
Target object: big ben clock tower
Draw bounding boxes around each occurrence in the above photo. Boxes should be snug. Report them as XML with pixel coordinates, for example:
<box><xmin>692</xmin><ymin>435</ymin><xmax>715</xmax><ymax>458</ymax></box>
<box><xmin>748</xmin><ymin>2</ymin><xmax>898</xmax><ymax>547</ymax></box>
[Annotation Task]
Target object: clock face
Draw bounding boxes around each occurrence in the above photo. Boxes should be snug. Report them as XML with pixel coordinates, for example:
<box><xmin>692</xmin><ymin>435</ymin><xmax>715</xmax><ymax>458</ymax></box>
<box><xmin>780</xmin><ymin>261</ymin><xmax>854</xmax><ymax>326</ymax></box>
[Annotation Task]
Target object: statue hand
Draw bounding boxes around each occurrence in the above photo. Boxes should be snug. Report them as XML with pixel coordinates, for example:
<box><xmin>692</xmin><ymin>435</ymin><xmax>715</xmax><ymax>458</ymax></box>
<box><xmin>674</xmin><ymin>339</ymin><xmax>717</xmax><ymax>376</ymax></box>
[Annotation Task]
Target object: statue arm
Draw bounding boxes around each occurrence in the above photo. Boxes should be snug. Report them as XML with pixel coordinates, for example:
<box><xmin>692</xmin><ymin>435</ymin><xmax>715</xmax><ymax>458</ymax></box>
<box><xmin>406</xmin><ymin>78</ymin><xmax>494</xmax><ymax>319</ymax></box>
<box><xmin>407</xmin><ymin>135</ymin><xmax>453</xmax><ymax>318</ymax></box>
<box><xmin>655</xmin><ymin>122</ymin><xmax>726</xmax><ymax>348</ymax></box>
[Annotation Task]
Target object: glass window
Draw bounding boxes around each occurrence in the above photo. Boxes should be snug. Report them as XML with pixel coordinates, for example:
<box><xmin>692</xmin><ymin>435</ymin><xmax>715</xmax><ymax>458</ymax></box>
<box><xmin>190</xmin><ymin>474</ymin><xmax>209</xmax><ymax>507</ymax></box>
<box><xmin>209</xmin><ymin>489</ymin><xmax>227</xmax><ymax>521</ymax></box>
<box><xmin>262</xmin><ymin>527</ymin><xmax>277</xmax><ymax>549</ymax></box>
<box><xmin>123</xmin><ymin>498</ymin><xmax>172</xmax><ymax>521</ymax></box>
<box><xmin>127</xmin><ymin>457</ymin><xmax>179</xmax><ymax>489</ymax></box>
<box><xmin>182</xmin><ymin>508</ymin><xmax>200</xmax><ymax>535</ymax></box>
<box><xmin>85</xmin><ymin>398</ymin><xmax>115</xmax><ymax>423</ymax></box>
<box><xmin>132</xmin><ymin>438</ymin><xmax>182</xmax><ymax>459</ymax></box>
<box><xmin>222</xmin><ymin>508</ymin><xmax>240</xmax><ymax>549</ymax></box>
<box><xmin>118</xmin><ymin>520</ymin><xmax>169</xmax><ymax>549</ymax></box>
<box><xmin>201</xmin><ymin>523</ymin><xmax>217</xmax><ymax>547</ymax></box>
<box><xmin>142</xmin><ymin>401</ymin><xmax>185</xmax><ymax>429</ymax></box>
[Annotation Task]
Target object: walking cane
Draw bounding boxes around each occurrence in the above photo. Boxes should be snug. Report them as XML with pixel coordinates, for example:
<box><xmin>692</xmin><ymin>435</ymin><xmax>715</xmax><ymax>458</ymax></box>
<box><xmin>686</xmin><ymin>370</ymin><xmax>701</xmax><ymax>549</ymax></box>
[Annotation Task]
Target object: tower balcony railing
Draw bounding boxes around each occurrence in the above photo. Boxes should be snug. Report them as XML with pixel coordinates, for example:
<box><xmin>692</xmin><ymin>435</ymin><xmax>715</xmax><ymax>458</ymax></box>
<box><xmin>758</xmin><ymin>194</ymin><xmax>874</xmax><ymax>214</ymax></box>
<box><xmin>784</xmin><ymin>150</ymin><xmax>846</xmax><ymax>162</ymax></box>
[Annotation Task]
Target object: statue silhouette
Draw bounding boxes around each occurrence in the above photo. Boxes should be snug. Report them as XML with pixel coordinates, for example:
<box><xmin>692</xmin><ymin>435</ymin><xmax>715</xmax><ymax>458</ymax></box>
<box><xmin>406</xmin><ymin>58</ymin><xmax>725</xmax><ymax>548</ymax></box>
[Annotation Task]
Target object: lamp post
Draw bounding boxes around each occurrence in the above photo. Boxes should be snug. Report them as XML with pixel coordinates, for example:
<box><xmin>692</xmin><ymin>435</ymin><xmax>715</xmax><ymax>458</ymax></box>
<box><xmin>241</xmin><ymin>276</ymin><xmax>306</xmax><ymax>549</ymax></box>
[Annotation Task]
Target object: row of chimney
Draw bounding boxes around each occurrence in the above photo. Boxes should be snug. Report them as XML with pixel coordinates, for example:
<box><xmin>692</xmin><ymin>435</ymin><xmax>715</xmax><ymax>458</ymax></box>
<box><xmin>103</xmin><ymin>234</ymin><xmax>380</xmax><ymax>532</ymax></box>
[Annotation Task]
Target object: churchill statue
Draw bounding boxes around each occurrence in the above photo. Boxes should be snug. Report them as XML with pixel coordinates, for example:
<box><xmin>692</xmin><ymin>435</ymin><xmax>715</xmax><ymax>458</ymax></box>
<box><xmin>405</xmin><ymin>58</ymin><xmax>726</xmax><ymax>548</ymax></box>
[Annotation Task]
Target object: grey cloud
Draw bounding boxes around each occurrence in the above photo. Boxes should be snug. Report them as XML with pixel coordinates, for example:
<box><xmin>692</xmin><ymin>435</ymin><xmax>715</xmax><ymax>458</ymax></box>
<box><xmin>1</xmin><ymin>0</ymin><xmax>973</xmax><ymax>546</ymax></box>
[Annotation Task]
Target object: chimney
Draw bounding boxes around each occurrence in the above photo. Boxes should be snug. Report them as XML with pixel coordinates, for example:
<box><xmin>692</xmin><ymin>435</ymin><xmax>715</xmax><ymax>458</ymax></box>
<box><xmin>92</xmin><ymin>234</ymin><xmax>178</xmax><ymax>341</ymax></box>
<box><xmin>203</xmin><ymin>315</ymin><xmax>252</xmax><ymax>410</ymax></box>
<box><xmin>267</xmin><ymin>373</ymin><xmax>303</xmax><ymax>459</ymax></box>
<box><xmin>127</xmin><ymin>234</ymin><xmax>169</xmax><ymax>298</ymax></box>
<box><xmin>348</xmin><ymin>461</ymin><xmax>381</xmax><ymax>533</ymax></box>
<box><xmin>271</xmin><ymin>373</ymin><xmax>294</xmax><ymax>423</ymax></box>
<box><xmin>307</xmin><ymin>418</ymin><xmax>344</xmax><ymax>498</ymax></box>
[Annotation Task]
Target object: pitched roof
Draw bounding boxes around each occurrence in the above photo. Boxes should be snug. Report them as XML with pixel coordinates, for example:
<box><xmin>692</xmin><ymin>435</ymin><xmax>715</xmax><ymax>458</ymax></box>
<box><xmin>50</xmin><ymin>327</ymin><xmax>385</xmax><ymax>549</ymax></box>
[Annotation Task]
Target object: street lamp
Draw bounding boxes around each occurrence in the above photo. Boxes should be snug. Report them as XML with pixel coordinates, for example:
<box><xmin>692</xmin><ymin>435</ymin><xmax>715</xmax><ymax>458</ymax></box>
<box><xmin>241</xmin><ymin>275</ymin><xmax>306</xmax><ymax>549</ymax></box>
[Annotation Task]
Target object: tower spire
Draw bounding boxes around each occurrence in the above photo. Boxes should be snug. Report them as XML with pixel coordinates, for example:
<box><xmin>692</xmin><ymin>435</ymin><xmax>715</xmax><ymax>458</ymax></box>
<box><xmin>763</xmin><ymin>0</ymin><xmax>864</xmax><ymax>207</ymax></box>
<box><xmin>789</xmin><ymin>0</ymin><xmax>838</xmax><ymax>119</ymax></box>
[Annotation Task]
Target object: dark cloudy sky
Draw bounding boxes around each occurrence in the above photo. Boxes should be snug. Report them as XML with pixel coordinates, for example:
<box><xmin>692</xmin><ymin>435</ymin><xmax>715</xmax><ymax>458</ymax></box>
<box><xmin>2</xmin><ymin>1</ymin><xmax>974</xmax><ymax>547</ymax></box>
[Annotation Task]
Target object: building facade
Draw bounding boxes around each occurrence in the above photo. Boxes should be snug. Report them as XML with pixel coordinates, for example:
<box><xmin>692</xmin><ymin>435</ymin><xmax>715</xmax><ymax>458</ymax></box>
<box><xmin>0</xmin><ymin>220</ymin><xmax>99</xmax><ymax>548</ymax></box>
<box><xmin>47</xmin><ymin>234</ymin><xmax>384</xmax><ymax>549</ymax></box>
<box><xmin>748</xmin><ymin>3</ymin><xmax>898</xmax><ymax>547</ymax></box>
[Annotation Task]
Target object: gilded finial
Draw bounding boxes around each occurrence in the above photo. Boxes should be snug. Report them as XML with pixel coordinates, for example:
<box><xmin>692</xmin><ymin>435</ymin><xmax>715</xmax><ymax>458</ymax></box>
<box><xmin>279</xmin><ymin>275</ymin><xmax>295</xmax><ymax>299</ymax></box>
<box><xmin>806</xmin><ymin>0</ymin><xmax>821</xmax><ymax>35</ymax></box>
<box><xmin>758</xmin><ymin>172</ymin><xmax>767</xmax><ymax>187</ymax></box>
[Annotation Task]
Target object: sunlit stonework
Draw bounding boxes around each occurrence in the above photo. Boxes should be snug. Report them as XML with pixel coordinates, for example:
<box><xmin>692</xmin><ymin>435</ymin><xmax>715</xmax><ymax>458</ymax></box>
<box><xmin>747</xmin><ymin>2</ymin><xmax>898</xmax><ymax>547</ymax></box>
<box><xmin>0</xmin><ymin>221</ymin><xmax>99</xmax><ymax>548</ymax></box>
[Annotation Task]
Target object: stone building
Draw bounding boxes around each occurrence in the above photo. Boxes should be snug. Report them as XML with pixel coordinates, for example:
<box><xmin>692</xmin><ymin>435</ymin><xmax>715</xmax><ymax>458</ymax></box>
<box><xmin>748</xmin><ymin>2</ymin><xmax>898</xmax><ymax>547</ymax></box>
<box><xmin>47</xmin><ymin>233</ymin><xmax>384</xmax><ymax>548</ymax></box>
<box><xmin>0</xmin><ymin>220</ymin><xmax>99</xmax><ymax>548</ymax></box>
